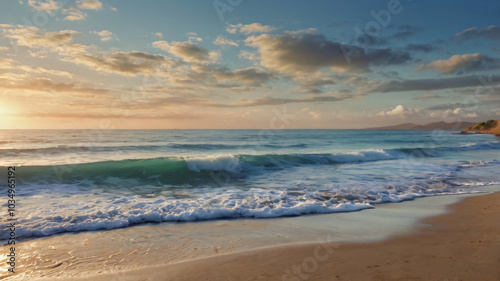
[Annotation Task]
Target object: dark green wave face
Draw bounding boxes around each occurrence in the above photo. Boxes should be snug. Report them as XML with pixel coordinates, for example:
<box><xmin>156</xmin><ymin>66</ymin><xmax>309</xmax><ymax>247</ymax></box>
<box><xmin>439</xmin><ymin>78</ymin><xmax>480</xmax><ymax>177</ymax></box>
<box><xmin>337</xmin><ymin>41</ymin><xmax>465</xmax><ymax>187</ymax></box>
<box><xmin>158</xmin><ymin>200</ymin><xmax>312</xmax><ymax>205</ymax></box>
<box><xmin>9</xmin><ymin>139</ymin><xmax>500</xmax><ymax>189</ymax></box>
<box><xmin>14</xmin><ymin>158</ymin><xmax>208</xmax><ymax>187</ymax></box>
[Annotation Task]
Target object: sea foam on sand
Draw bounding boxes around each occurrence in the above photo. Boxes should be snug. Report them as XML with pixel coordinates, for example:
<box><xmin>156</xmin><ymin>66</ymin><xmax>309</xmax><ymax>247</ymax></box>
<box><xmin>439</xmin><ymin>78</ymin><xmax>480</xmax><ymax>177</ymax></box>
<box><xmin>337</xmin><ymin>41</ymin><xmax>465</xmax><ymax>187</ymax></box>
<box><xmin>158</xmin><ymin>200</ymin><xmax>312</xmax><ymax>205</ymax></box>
<box><xmin>4</xmin><ymin>187</ymin><xmax>500</xmax><ymax>280</ymax></box>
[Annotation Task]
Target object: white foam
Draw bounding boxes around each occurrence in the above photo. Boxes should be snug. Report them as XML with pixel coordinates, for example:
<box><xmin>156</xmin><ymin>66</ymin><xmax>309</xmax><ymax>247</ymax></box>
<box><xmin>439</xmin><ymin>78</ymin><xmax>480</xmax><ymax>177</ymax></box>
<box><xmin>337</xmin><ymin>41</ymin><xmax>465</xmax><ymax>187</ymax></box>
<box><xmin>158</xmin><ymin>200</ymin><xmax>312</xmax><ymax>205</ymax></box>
<box><xmin>185</xmin><ymin>155</ymin><xmax>241</xmax><ymax>172</ymax></box>
<box><xmin>0</xmin><ymin>188</ymin><xmax>377</xmax><ymax>240</ymax></box>
<box><xmin>3</xmin><ymin>153</ymin><xmax>499</xmax><ymax>240</ymax></box>
<box><xmin>327</xmin><ymin>149</ymin><xmax>401</xmax><ymax>163</ymax></box>
<box><xmin>183</xmin><ymin>150</ymin><xmax>403</xmax><ymax>173</ymax></box>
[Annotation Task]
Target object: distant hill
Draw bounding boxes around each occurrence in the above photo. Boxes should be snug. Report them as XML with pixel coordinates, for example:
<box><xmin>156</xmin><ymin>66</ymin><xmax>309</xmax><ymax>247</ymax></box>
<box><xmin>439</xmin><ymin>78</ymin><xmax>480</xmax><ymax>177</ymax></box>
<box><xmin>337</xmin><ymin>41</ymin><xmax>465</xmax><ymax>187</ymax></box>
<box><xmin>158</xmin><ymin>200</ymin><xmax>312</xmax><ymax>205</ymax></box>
<box><xmin>366</xmin><ymin>121</ymin><xmax>477</xmax><ymax>130</ymax></box>
<box><xmin>464</xmin><ymin>120</ymin><xmax>500</xmax><ymax>136</ymax></box>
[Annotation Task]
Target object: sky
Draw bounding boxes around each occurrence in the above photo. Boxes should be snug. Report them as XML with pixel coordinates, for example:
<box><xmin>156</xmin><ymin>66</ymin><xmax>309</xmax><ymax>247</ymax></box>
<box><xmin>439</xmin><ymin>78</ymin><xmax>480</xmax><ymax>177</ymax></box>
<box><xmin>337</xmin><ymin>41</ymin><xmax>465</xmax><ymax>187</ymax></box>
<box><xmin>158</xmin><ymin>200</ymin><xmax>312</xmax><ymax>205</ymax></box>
<box><xmin>0</xmin><ymin>0</ymin><xmax>499</xmax><ymax>129</ymax></box>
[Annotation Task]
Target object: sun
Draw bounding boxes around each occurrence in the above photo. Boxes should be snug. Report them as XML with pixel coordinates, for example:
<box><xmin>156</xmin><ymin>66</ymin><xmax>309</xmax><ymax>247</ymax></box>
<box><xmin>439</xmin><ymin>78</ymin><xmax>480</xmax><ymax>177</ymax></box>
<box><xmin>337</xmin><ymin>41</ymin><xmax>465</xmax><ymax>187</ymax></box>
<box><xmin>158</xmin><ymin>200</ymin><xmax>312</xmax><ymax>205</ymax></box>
<box><xmin>0</xmin><ymin>101</ymin><xmax>17</xmax><ymax>116</ymax></box>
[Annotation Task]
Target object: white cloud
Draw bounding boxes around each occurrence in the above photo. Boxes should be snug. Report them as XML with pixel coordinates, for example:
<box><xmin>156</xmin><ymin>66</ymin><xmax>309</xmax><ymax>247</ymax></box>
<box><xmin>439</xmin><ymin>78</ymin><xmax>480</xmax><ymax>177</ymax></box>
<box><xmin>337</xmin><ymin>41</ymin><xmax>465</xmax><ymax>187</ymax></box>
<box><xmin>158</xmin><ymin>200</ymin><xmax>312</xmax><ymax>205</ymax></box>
<box><xmin>377</xmin><ymin>105</ymin><xmax>420</xmax><ymax>118</ymax></box>
<box><xmin>63</xmin><ymin>7</ymin><xmax>87</xmax><ymax>21</ymax></box>
<box><xmin>77</xmin><ymin>0</ymin><xmax>102</xmax><ymax>10</ymax></box>
<box><xmin>428</xmin><ymin>107</ymin><xmax>479</xmax><ymax>120</ymax></box>
<box><xmin>0</xmin><ymin>57</ymin><xmax>73</xmax><ymax>79</ymax></box>
<box><xmin>214</xmin><ymin>67</ymin><xmax>272</xmax><ymax>87</ymax></box>
<box><xmin>238</xmin><ymin>51</ymin><xmax>258</xmax><ymax>61</ymax></box>
<box><xmin>29</xmin><ymin>0</ymin><xmax>103</xmax><ymax>21</ymax></box>
<box><xmin>377</xmin><ymin>104</ymin><xmax>404</xmax><ymax>116</ymax></box>
<box><xmin>446</xmin><ymin>108</ymin><xmax>478</xmax><ymax>118</ymax></box>
<box><xmin>309</xmin><ymin>111</ymin><xmax>321</xmax><ymax>119</ymax></box>
<box><xmin>226</xmin><ymin>23</ymin><xmax>277</xmax><ymax>34</ymax></box>
<box><xmin>456</xmin><ymin>25</ymin><xmax>500</xmax><ymax>40</ymax></box>
<box><xmin>417</xmin><ymin>53</ymin><xmax>500</xmax><ymax>74</ymax></box>
<box><xmin>185</xmin><ymin>32</ymin><xmax>202</xmax><ymax>42</ymax></box>
<box><xmin>213</xmin><ymin>36</ymin><xmax>238</xmax><ymax>47</ymax></box>
<box><xmin>28</xmin><ymin>0</ymin><xmax>61</xmax><ymax>12</ymax></box>
<box><xmin>189</xmin><ymin>37</ymin><xmax>203</xmax><ymax>42</ymax></box>
<box><xmin>0</xmin><ymin>25</ymin><xmax>80</xmax><ymax>49</ymax></box>
<box><xmin>68</xmin><ymin>51</ymin><xmax>174</xmax><ymax>76</ymax></box>
<box><xmin>153</xmin><ymin>40</ymin><xmax>216</xmax><ymax>62</ymax></box>
<box><xmin>154</xmin><ymin>32</ymin><xmax>163</xmax><ymax>38</ymax></box>
<box><xmin>93</xmin><ymin>30</ymin><xmax>118</xmax><ymax>42</ymax></box>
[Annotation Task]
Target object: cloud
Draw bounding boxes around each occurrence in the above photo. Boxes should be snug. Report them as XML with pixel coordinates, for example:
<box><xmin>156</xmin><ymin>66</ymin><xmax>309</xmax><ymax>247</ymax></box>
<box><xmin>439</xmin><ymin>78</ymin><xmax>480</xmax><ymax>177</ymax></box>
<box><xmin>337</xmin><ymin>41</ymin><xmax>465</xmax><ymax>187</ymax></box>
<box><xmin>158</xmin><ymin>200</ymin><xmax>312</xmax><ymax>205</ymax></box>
<box><xmin>412</xmin><ymin>93</ymin><xmax>442</xmax><ymax>101</ymax></box>
<box><xmin>188</xmin><ymin>37</ymin><xmax>203</xmax><ymax>42</ymax></box>
<box><xmin>239</xmin><ymin>23</ymin><xmax>276</xmax><ymax>34</ymax></box>
<box><xmin>426</xmin><ymin>102</ymin><xmax>477</xmax><ymax>111</ymax></box>
<box><xmin>308</xmin><ymin>111</ymin><xmax>321</xmax><ymax>119</ymax></box>
<box><xmin>77</xmin><ymin>0</ymin><xmax>103</xmax><ymax>10</ymax></box>
<box><xmin>69</xmin><ymin>51</ymin><xmax>174</xmax><ymax>76</ymax></box>
<box><xmin>299</xmin><ymin>78</ymin><xmax>336</xmax><ymax>93</ymax></box>
<box><xmin>185</xmin><ymin>32</ymin><xmax>203</xmax><ymax>42</ymax></box>
<box><xmin>27</xmin><ymin>0</ymin><xmax>60</xmax><ymax>12</ymax></box>
<box><xmin>213</xmin><ymin>36</ymin><xmax>238</xmax><ymax>47</ymax></box>
<box><xmin>28</xmin><ymin>0</ymin><xmax>103</xmax><ymax>21</ymax></box>
<box><xmin>93</xmin><ymin>30</ymin><xmax>118</xmax><ymax>42</ymax></box>
<box><xmin>214</xmin><ymin>67</ymin><xmax>273</xmax><ymax>87</ymax></box>
<box><xmin>373</xmin><ymin>75</ymin><xmax>500</xmax><ymax>93</ymax></box>
<box><xmin>1</xmin><ymin>25</ymin><xmax>79</xmax><ymax>48</ymax></box>
<box><xmin>417</xmin><ymin>53</ymin><xmax>500</xmax><ymax>74</ymax></box>
<box><xmin>245</xmin><ymin>30</ymin><xmax>411</xmax><ymax>76</ymax></box>
<box><xmin>0</xmin><ymin>26</ymin><xmax>183</xmax><ymax>79</ymax></box>
<box><xmin>404</xmin><ymin>43</ymin><xmax>437</xmax><ymax>53</ymax></box>
<box><xmin>1</xmin><ymin>25</ymin><xmax>90</xmax><ymax>58</ymax></box>
<box><xmin>0</xmin><ymin>57</ymin><xmax>73</xmax><ymax>79</ymax></box>
<box><xmin>376</xmin><ymin>104</ymin><xmax>420</xmax><ymax>117</ymax></box>
<box><xmin>226</xmin><ymin>23</ymin><xmax>276</xmax><ymax>34</ymax></box>
<box><xmin>238</xmin><ymin>50</ymin><xmax>258</xmax><ymax>60</ymax></box>
<box><xmin>217</xmin><ymin>92</ymin><xmax>358</xmax><ymax>107</ymax></box>
<box><xmin>3</xmin><ymin>78</ymin><xmax>109</xmax><ymax>95</ymax></box>
<box><xmin>441</xmin><ymin>108</ymin><xmax>478</xmax><ymax>119</ymax></box>
<box><xmin>373</xmin><ymin>25</ymin><xmax>423</xmax><ymax>45</ymax></box>
<box><xmin>153</xmin><ymin>40</ymin><xmax>216</xmax><ymax>62</ymax></box>
<box><xmin>63</xmin><ymin>6</ymin><xmax>87</xmax><ymax>21</ymax></box>
<box><xmin>154</xmin><ymin>32</ymin><xmax>163</xmax><ymax>38</ymax></box>
<box><xmin>392</xmin><ymin>25</ymin><xmax>422</xmax><ymax>39</ymax></box>
<box><xmin>456</xmin><ymin>25</ymin><xmax>500</xmax><ymax>40</ymax></box>
<box><xmin>62</xmin><ymin>0</ymin><xmax>103</xmax><ymax>21</ymax></box>
<box><xmin>14</xmin><ymin>111</ymin><xmax>200</xmax><ymax>120</ymax></box>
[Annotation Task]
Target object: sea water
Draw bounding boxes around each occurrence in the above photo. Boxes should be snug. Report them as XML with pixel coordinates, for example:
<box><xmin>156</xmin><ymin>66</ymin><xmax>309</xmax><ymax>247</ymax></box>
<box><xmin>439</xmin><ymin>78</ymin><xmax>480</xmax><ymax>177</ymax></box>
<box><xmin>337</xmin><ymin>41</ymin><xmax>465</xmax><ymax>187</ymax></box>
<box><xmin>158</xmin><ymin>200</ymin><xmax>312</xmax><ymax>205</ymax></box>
<box><xmin>0</xmin><ymin>129</ymin><xmax>499</xmax><ymax>239</ymax></box>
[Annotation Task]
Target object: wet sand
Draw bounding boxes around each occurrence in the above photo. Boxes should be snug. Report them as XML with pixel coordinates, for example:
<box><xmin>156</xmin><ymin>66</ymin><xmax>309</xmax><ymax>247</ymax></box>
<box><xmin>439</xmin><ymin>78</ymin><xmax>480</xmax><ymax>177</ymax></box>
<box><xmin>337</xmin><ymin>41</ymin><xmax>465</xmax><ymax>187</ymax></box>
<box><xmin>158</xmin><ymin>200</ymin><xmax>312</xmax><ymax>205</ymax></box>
<box><xmin>72</xmin><ymin>192</ymin><xmax>500</xmax><ymax>281</ymax></box>
<box><xmin>2</xmin><ymin>191</ymin><xmax>499</xmax><ymax>281</ymax></box>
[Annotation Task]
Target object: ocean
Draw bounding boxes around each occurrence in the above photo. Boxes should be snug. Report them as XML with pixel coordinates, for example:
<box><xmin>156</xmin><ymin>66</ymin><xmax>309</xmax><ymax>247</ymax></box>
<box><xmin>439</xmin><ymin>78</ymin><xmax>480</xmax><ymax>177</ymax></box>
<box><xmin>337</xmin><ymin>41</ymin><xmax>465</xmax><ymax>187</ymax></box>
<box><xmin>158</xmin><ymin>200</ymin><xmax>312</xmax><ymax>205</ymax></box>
<box><xmin>1</xmin><ymin>129</ymin><xmax>499</xmax><ymax>240</ymax></box>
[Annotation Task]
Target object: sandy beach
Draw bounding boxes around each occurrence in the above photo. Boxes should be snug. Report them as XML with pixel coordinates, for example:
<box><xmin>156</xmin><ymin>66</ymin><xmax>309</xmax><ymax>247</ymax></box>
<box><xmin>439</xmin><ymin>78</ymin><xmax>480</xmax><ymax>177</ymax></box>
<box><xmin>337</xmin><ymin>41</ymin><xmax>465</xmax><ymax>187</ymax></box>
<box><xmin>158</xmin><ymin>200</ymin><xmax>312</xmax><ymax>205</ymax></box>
<box><xmin>63</xmin><ymin>192</ymin><xmax>497</xmax><ymax>281</ymax></box>
<box><xmin>82</xmin><ymin>192</ymin><xmax>500</xmax><ymax>281</ymax></box>
<box><xmin>2</xmin><ymin>190</ymin><xmax>498</xmax><ymax>281</ymax></box>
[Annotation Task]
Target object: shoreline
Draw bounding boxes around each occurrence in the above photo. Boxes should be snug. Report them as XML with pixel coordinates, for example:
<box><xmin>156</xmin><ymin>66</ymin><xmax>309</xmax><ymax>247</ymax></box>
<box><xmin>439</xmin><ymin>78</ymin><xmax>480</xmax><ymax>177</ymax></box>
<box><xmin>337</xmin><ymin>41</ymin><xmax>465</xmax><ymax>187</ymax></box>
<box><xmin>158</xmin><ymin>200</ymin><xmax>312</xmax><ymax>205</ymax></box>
<box><xmin>71</xmin><ymin>191</ymin><xmax>500</xmax><ymax>281</ymax></box>
<box><xmin>3</xmin><ymin>188</ymin><xmax>499</xmax><ymax>280</ymax></box>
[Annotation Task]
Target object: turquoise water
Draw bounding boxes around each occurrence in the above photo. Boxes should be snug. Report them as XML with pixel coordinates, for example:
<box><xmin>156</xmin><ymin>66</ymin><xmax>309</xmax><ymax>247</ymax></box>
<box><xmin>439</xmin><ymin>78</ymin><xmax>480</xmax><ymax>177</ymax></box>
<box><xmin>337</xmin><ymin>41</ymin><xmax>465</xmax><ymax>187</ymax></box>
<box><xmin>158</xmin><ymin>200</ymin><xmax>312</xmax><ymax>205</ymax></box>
<box><xmin>0</xmin><ymin>129</ymin><xmax>499</xmax><ymax>239</ymax></box>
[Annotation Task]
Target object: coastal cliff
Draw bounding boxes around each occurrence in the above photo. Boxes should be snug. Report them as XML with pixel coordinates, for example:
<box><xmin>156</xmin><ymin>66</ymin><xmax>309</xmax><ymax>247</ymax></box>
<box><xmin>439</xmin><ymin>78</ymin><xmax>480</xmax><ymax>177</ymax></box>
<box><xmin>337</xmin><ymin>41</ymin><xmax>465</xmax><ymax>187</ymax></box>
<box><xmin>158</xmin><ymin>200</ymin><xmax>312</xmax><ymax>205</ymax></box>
<box><xmin>463</xmin><ymin>120</ymin><xmax>500</xmax><ymax>136</ymax></box>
